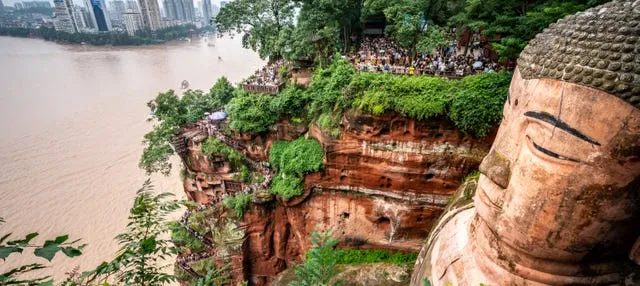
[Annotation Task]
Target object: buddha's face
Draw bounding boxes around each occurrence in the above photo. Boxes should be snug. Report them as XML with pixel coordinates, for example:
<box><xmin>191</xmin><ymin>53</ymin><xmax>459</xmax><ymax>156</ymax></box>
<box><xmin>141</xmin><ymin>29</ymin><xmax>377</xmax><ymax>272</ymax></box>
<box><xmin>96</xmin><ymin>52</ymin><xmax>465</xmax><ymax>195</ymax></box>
<box><xmin>475</xmin><ymin>69</ymin><xmax>640</xmax><ymax>261</ymax></box>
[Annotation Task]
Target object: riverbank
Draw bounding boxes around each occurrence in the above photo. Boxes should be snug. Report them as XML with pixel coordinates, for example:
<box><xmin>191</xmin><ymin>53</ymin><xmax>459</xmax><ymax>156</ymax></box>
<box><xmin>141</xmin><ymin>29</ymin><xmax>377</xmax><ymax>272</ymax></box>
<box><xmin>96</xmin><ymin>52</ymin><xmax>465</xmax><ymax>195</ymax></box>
<box><xmin>0</xmin><ymin>25</ymin><xmax>214</xmax><ymax>46</ymax></box>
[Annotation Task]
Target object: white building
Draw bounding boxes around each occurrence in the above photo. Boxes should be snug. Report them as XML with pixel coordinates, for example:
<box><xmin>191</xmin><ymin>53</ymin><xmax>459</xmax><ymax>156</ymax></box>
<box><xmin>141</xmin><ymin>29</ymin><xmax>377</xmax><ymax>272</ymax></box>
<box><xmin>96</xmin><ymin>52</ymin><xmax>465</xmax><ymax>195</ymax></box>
<box><xmin>122</xmin><ymin>9</ymin><xmax>142</xmax><ymax>35</ymax></box>
<box><xmin>200</xmin><ymin>0</ymin><xmax>211</xmax><ymax>26</ymax></box>
<box><xmin>138</xmin><ymin>0</ymin><xmax>161</xmax><ymax>30</ymax></box>
<box><xmin>52</xmin><ymin>0</ymin><xmax>79</xmax><ymax>33</ymax></box>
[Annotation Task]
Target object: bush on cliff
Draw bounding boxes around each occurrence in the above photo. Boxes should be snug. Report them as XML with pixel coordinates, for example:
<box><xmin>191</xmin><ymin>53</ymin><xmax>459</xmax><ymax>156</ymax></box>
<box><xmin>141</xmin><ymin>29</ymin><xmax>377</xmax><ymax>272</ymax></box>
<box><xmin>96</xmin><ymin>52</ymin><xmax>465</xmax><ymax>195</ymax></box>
<box><xmin>222</xmin><ymin>193</ymin><xmax>253</xmax><ymax>217</ymax></box>
<box><xmin>201</xmin><ymin>138</ymin><xmax>245</xmax><ymax>170</ymax></box>
<box><xmin>333</xmin><ymin>249</ymin><xmax>418</xmax><ymax>266</ymax></box>
<box><xmin>269</xmin><ymin>138</ymin><xmax>324</xmax><ymax>199</ymax></box>
<box><xmin>168</xmin><ymin>221</ymin><xmax>206</xmax><ymax>253</ymax></box>
<box><xmin>225</xmin><ymin>91</ymin><xmax>279</xmax><ymax>133</ymax></box>
<box><xmin>140</xmin><ymin>77</ymin><xmax>236</xmax><ymax>175</ymax></box>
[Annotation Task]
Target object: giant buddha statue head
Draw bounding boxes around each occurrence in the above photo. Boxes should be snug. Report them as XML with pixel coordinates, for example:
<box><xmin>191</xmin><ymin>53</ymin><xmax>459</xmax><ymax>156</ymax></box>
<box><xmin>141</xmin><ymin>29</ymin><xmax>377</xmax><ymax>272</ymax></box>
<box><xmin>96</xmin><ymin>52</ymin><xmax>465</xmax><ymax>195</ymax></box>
<box><xmin>413</xmin><ymin>1</ymin><xmax>640</xmax><ymax>285</ymax></box>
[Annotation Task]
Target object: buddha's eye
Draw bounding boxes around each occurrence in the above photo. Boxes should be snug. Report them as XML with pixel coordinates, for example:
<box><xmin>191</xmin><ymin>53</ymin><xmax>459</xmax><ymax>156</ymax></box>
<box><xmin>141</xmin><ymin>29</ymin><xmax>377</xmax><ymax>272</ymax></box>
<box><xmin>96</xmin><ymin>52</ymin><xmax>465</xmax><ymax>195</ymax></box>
<box><xmin>526</xmin><ymin>135</ymin><xmax>580</xmax><ymax>163</ymax></box>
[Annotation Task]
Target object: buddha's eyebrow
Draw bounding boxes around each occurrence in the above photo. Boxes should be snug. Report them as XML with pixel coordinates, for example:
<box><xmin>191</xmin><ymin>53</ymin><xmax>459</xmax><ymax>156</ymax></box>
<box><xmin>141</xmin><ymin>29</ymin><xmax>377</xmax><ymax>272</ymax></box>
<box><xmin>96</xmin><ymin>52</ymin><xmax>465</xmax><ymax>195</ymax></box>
<box><xmin>524</xmin><ymin>111</ymin><xmax>601</xmax><ymax>146</ymax></box>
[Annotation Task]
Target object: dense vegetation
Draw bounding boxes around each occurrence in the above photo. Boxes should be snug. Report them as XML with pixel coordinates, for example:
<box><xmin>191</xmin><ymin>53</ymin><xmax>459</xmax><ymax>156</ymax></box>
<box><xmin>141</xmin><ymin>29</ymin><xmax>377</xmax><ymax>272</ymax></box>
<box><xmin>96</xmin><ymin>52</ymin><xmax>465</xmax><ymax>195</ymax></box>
<box><xmin>222</xmin><ymin>193</ymin><xmax>254</xmax><ymax>217</ymax></box>
<box><xmin>140</xmin><ymin>77</ymin><xmax>235</xmax><ymax>175</ymax></box>
<box><xmin>216</xmin><ymin>0</ymin><xmax>609</xmax><ymax>63</ymax></box>
<box><xmin>201</xmin><ymin>138</ymin><xmax>245</xmax><ymax>170</ymax></box>
<box><xmin>292</xmin><ymin>230</ymin><xmax>343</xmax><ymax>286</ymax></box>
<box><xmin>169</xmin><ymin>221</ymin><xmax>207</xmax><ymax>253</ymax></box>
<box><xmin>333</xmin><ymin>249</ymin><xmax>418</xmax><ymax>265</ymax></box>
<box><xmin>269</xmin><ymin>138</ymin><xmax>325</xmax><ymax>199</ymax></box>
<box><xmin>0</xmin><ymin>25</ymin><xmax>207</xmax><ymax>46</ymax></box>
<box><xmin>141</xmin><ymin>56</ymin><xmax>509</xmax><ymax>175</ymax></box>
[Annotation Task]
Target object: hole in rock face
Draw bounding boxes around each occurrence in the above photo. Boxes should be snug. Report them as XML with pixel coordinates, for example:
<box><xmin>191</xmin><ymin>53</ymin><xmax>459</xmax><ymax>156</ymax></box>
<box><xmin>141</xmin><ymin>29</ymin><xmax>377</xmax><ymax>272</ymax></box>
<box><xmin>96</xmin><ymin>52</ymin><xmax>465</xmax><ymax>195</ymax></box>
<box><xmin>340</xmin><ymin>212</ymin><xmax>350</xmax><ymax>219</ymax></box>
<box><xmin>425</xmin><ymin>173</ymin><xmax>435</xmax><ymax>180</ymax></box>
<box><xmin>515</xmin><ymin>99</ymin><xmax>519</xmax><ymax>106</ymax></box>
<box><xmin>375</xmin><ymin>217</ymin><xmax>391</xmax><ymax>232</ymax></box>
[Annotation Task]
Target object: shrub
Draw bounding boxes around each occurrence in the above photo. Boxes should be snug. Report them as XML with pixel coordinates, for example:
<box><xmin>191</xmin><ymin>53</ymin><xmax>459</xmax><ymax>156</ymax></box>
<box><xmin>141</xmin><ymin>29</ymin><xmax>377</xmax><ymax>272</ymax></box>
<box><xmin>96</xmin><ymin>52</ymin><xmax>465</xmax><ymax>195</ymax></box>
<box><xmin>333</xmin><ymin>249</ymin><xmax>418</xmax><ymax>265</ymax></box>
<box><xmin>225</xmin><ymin>90</ymin><xmax>279</xmax><ymax>133</ymax></box>
<box><xmin>222</xmin><ymin>193</ymin><xmax>253</xmax><ymax>217</ymax></box>
<box><xmin>307</xmin><ymin>56</ymin><xmax>356</xmax><ymax>118</ymax></box>
<box><xmin>168</xmin><ymin>221</ymin><xmax>206</xmax><ymax>253</ymax></box>
<box><xmin>447</xmin><ymin>72</ymin><xmax>512</xmax><ymax>137</ymax></box>
<box><xmin>291</xmin><ymin>230</ymin><xmax>342</xmax><ymax>286</ymax></box>
<box><xmin>201</xmin><ymin>138</ymin><xmax>245</xmax><ymax>170</ymax></box>
<box><xmin>269</xmin><ymin>138</ymin><xmax>324</xmax><ymax>198</ymax></box>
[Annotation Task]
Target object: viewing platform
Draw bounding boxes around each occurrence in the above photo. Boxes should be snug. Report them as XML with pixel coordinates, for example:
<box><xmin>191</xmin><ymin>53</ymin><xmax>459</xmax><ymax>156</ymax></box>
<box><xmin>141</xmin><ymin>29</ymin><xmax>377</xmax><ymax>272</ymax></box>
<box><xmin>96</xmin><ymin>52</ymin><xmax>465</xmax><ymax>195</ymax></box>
<box><xmin>241</xmin><ymin>83</ymin><xmax>284</xmax><ymax>95</ymax></box>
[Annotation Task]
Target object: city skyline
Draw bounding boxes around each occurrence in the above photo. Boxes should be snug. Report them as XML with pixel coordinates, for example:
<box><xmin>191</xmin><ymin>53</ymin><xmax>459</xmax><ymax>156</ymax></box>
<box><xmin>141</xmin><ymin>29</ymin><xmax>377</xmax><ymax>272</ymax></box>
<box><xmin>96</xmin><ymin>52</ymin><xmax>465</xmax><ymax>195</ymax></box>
<box><xmin>2</xmin><ymin>0</ymin><xmax>227</xmax><ymax>8</ymax></box>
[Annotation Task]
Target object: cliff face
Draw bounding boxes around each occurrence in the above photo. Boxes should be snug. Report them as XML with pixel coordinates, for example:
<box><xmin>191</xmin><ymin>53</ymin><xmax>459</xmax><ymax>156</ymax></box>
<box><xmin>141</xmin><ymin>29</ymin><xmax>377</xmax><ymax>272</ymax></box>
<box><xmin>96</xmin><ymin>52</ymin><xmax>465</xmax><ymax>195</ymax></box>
<box><xmin>180</xmin><ymin>112</ymin><xmax>495</xmax><ymax>285</ymax></box>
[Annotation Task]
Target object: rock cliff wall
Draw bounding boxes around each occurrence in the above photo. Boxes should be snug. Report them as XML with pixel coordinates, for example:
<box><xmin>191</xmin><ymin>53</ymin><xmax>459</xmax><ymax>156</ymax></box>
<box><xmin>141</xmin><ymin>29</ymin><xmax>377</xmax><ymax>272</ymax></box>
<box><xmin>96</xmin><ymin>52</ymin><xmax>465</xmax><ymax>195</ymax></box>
<box><xmin>179</xmin><ymin>112</ymin><xmax>495</xmax><ymax>285</ymax></box>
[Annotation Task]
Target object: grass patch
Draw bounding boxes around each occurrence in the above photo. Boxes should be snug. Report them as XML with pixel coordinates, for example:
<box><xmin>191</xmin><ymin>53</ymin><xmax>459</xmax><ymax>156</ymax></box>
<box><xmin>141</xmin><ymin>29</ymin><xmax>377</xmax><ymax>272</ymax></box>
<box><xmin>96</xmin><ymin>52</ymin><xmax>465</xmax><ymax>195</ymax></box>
<box><xmin>333</xmin><ymin>249</ymin><xmax>418</xmax><ymax>265</ymax></box>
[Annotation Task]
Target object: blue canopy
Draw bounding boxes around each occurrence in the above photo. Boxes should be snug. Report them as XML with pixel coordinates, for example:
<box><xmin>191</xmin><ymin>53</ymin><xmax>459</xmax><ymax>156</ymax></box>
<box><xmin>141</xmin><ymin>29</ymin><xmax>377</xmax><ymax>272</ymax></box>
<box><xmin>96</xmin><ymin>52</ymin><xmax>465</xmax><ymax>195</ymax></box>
<box><xmin>209</xmin><ymin>111</ymin><xmax>227</xmax><ymax>121</ymax></box>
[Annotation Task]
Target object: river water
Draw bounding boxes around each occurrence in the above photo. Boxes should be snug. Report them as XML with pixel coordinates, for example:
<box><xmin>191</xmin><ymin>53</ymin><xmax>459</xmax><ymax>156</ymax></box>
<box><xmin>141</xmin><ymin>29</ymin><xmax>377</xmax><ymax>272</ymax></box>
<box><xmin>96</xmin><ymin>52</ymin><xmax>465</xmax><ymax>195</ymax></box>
<box><xmin>0</xmin><ymin>36</ymin><xmax>264</xmax><ymax>280</ymax></box>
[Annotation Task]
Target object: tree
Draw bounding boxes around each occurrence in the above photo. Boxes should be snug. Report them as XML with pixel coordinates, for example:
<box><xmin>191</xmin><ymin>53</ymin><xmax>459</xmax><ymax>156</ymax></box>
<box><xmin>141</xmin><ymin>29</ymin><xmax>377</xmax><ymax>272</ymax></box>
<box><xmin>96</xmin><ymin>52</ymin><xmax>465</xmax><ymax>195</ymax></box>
<box><xmin>0</xmin><ymin>217</ymin><xmax>84</xmax><ymax>285</ymax></box>
<box><xmin>192</xmin><ymin>262</ymin><xmax>231</xmax><ymax>286</ymax></box>
<box><xmin>449</xmin><ymin>0</ymin><xmax>609</xmax><ymax>61</ymax></box>
<box><xmin>291</xmin><ymin>229</ymin><xmax>342</xmax><ymax>286</ymax></box>
<box><xmin>86</xmin><ymin>180</ymin><xmax>183</xmax><ymax>285</ymax></box>
<box><xmin>215</xmin><ymin>0</ymin><xmax>297</xmax><ymax>60</ymax></box>
<box><xmin>416</xmin><ymin>24</ymin><xmax>449</xmax><ymax>55</ymax></box>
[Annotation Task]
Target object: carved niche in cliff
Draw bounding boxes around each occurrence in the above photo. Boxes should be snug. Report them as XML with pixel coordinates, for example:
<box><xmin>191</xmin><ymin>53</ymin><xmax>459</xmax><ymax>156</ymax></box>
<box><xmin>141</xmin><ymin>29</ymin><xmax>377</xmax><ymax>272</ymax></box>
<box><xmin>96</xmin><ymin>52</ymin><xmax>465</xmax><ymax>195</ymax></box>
<box><xmin>412</xmin><ymin>1</ymin><xmax>640</xmax><ymax>285</ymax></box>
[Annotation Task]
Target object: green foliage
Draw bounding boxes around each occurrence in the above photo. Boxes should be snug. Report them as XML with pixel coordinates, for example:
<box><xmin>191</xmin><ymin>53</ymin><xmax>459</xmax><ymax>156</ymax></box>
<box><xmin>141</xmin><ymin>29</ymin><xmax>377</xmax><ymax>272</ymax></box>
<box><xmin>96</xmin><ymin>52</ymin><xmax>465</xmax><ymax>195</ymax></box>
<box><xmin>332</xmin><ymin>249</ymin><xmax>418</xmax><ymax>265</ymax></box>
<box><xmin>0</xmin><ymin>218</ymin><xmax>84</xmax><ymax>285</ymax></box>
<box><xmin>86</xmin><ymin>180</ymin><xmax>183</xmax><ymax>286</ymax></box>
<box><xmin>168</xmin><ymin>222</ymin><xmax>206</xmax><ymax>253</ymax></box>
<box><xmin>215</xmin><ymin>0</ymin><xmax>297</xmax><ymax>60</ymax></box>
<box><xmin>463</xmin><ymin>171</ymin><xmax>481</xmax><ymax>182</ymax></box>
<box><xmin>307</xmin><ymin>56</ymin><xmax>356</xmax><ymax>118</ymax></box>
<box><xmin>222</xmin><ymin>193</ymin><xmax>254</xmax><ymax>217</ymax></box>
<box><xmin>225</xmin><ymin>91</ymin><xmax>279</xmax><ymax>133</ymax></box>
<box><xmin>451</xmin><ymin>0</ymin><xmax>608</xmax><ymax>61</ymax></box>
<box><xmin>269</xmin><ymin>85</ymin><xmax>309</xmax><ymax>118</ymax></box>
<box><xmin>269</xmin><ymin>138</ymin><xmax>324</xmax><ymax>199</ymax></box>
<box><xmin>417</xmin><ymin>25</ymin><xmax>449</xmax><ymax>54</ymax></box>
<box><xmin>291</xmin><ymin>229</ymin><xmax>343</xmax><ymax>286</ymax></box>
<box><xmin>201</xmin><ymin>138</ymin><xmax>245</xmax><ymax>170</ymax></box>
<box><xmin>447</xmin><ymin>72</ymin><xmax>511</xmax><ymax>136</ymax></box>
<box><xmin>191</xmin><ymin>261</ymin><xmax>231</xmax><ymax>286</ymax></box>
<box><xmin>344</xmin><ymin>70</ymin><xmax>512</xmax><ymax>136</ymax></box>
<box><xmin>141</xmin><ymin>79</ymin><xmax>234</xmax><ymax>175</ymax></box>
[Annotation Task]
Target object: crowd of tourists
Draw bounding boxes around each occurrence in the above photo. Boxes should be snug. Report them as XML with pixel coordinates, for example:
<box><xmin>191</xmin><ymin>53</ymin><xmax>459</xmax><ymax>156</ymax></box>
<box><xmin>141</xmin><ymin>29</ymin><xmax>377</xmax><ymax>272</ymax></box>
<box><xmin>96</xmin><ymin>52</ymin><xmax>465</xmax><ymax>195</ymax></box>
<box><xmin>349</xmin><ymin>36</ymin><xmax>499</xmax><ymax>77</ymax></box>
<box><xmin>244</xmin><ymin>59</ymin><xmax>285</xmax><ymax>87</ymax></box>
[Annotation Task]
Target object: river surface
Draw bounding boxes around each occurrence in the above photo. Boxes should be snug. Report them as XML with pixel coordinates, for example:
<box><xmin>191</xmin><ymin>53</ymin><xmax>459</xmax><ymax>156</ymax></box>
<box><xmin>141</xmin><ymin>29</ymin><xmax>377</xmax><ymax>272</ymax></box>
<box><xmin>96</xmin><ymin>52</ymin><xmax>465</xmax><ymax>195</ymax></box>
<box><xmin>0</xmin><ymin>36</ymin><xmax>264</xmax><ymax>280</ymax></box>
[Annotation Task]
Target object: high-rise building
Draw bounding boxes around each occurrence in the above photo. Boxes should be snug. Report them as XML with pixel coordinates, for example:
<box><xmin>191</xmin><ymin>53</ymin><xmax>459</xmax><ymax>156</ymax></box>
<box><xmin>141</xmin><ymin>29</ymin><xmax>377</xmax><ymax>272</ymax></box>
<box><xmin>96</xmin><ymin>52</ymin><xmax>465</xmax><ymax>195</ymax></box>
<box><xmin>0</xmin><ymin>0</ymin><xmax>5</xmax><ymax>13</ymax></box>
<box><xmin>200</xmin><ymin>0</ymin><xmax>211</xmax><ymax>26</ymax></box>
<box><xmin>122</xmin><ymin>9</ymin><xmax>142</xmax><ymax>35</ymax></box>
<box><xmin>163</xmin><ymin>0</ymin><xmax>194</xmax><ymax>22</ymax></box>
<box><xmin>86</xmin><ymin>0</ymin><xmax>111</xmax><ymax>31</ymax></box>
<box><xmin>73</xmin><ymin>5</ymin><xmax>87</xmax><ymax>29</ymax></box>
<box><xmin>79</xmin><ymin>5</ymin><xmax>95</xmax><ymax>29</ymax></box>
<box><xmin>14</xmin><ymin>2</ymin><xmax>24</xmax><ymax>9</ymax></box>
<box><xmin>138</xmin><ymin>0</ymin><xmax>161</xmax><ymax>30</ymax></box>
<box><xmin>109</xmin><ymin>0</ymin><xmax>126</xmax><ymax>22</ymax></box>
<box><xmin>52</xmin><ymin>0</ymin><xmax>79</xmax><ymax>33</ymax></box>
<box><xmin>125</xmin><ymin>0</ymin><xmax>139</xmax><ymax>12</ymax></box>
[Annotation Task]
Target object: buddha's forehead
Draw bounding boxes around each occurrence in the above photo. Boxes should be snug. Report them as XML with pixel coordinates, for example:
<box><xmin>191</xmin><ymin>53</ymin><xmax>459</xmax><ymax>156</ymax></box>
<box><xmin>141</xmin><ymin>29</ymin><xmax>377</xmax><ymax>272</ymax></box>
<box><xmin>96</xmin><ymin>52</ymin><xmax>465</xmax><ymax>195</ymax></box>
<box><xmin>517</xmin><ymin>0</ymin><xmax>640</xmax><ymax>110</ymax></box>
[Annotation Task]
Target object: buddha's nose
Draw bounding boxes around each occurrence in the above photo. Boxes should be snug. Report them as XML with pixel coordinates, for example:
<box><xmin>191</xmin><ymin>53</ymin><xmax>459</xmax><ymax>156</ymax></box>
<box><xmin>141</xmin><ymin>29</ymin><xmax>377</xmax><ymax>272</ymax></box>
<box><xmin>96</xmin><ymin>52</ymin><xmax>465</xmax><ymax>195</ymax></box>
<box><xmin>479</xmin><ymin>149</ymin><xmax>511</xmax><ymax>189</ymax></box>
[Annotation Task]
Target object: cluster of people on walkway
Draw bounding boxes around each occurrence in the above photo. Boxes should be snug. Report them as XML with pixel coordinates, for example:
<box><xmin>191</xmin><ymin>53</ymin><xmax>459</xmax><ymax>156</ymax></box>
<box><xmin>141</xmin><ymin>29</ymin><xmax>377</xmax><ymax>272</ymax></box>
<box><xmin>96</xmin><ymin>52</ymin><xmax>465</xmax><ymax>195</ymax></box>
<box><xmin>244</xmin><ymin>59</ymin><xmax>285</xmax><ymax>87</ymax></box>
<box><xmin>349</xmin><ymin>36</ymin><xmax>499</xmax><ymax>77</ymax></box>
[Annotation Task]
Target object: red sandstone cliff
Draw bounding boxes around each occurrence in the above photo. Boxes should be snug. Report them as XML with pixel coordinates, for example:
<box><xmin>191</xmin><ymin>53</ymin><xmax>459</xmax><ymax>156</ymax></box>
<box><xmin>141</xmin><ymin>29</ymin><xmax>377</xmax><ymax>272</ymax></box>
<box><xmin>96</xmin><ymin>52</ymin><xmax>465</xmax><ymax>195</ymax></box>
<box><xmin>179</xmin><ymin>112</ymin><xmax>495</xmax><ymax>285</ymax></box>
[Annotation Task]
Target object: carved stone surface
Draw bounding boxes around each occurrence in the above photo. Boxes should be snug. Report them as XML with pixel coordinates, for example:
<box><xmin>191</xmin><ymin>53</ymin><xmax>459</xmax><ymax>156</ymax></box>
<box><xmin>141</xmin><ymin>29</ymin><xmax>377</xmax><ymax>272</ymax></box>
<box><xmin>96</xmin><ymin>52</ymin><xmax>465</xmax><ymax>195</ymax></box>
<box><xmin>518</xmin><ymin>0</ymin><xmax>640</xmax><ymax>108</ymax></box>
<box><xmin>413</xmin><ymin>2</ymin><xmax>640</xmax><ymax>284</ymax></box>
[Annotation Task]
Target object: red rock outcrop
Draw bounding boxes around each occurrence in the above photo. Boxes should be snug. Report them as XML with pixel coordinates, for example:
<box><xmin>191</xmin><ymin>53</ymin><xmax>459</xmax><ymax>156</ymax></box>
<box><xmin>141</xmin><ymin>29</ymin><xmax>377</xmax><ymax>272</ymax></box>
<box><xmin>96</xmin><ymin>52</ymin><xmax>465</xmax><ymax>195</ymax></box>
<box><xmin>179</xmin><ymin>112</ymin><xmax>495</xmax><ymax>285</ymax></box>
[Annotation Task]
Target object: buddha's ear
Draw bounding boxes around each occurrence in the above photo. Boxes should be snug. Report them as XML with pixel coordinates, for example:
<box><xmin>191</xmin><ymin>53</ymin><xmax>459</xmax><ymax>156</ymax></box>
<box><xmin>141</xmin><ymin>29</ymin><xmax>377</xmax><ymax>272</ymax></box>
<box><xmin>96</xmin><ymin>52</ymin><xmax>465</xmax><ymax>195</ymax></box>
<box><xmin>631</xmin><ymin>238</ymin><xmax>640</xmax><ymax>265</ymax></box>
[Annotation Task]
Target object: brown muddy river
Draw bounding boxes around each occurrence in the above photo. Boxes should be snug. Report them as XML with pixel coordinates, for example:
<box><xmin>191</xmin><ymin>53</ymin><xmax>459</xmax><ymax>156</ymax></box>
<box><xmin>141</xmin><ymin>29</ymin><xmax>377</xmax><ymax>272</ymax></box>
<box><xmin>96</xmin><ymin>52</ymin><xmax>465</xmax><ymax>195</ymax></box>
<box><xmin>0</xmin><ymin>36</ymin><xmax>264</xmax><ymax>280</ymax></box>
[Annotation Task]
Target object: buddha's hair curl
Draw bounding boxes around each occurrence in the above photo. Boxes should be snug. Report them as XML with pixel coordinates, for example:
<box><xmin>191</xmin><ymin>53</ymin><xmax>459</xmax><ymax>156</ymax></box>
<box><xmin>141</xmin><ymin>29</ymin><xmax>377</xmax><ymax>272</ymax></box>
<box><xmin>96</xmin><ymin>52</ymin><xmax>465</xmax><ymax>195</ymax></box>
<box><xmin>517</xmin><ymin>0</ymin><xmax>640</xmax><ymax>109</ymax></box>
